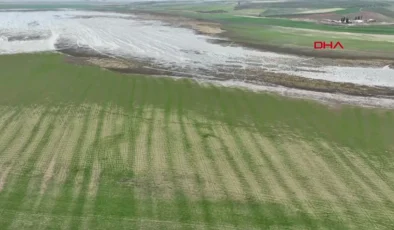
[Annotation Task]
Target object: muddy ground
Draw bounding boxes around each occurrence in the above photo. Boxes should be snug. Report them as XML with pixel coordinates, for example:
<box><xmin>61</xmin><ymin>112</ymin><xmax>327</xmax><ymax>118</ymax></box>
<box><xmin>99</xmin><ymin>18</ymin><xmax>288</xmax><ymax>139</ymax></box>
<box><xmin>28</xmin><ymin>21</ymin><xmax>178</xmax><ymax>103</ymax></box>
<box><xmin>63</xmin><ymin>54</ymin><xmax>394</xmax><ymax>98</ymax></box>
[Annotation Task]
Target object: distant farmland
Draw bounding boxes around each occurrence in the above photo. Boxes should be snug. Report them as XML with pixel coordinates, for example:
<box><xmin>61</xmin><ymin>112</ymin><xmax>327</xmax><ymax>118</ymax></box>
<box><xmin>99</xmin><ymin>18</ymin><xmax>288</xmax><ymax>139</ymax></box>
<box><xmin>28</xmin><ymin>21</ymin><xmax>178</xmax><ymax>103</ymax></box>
<box><xmin>0</xmin><ymin>53</ymin><xmax>394</xmax><ymax>229</ymax></box>
<box><xmin>133</xmin><ymin>0</ymin><xmax>394</xmax><ymax>59</ymax></box>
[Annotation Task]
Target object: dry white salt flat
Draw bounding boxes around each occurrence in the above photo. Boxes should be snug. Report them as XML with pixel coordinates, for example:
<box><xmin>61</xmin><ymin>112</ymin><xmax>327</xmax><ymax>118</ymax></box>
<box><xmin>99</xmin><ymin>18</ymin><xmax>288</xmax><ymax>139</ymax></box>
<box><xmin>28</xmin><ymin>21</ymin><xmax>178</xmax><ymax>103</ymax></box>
<box><xmin>0</xmin><ymin>10</ymin><xmax>394</xmax><ymax>88</ymax></box>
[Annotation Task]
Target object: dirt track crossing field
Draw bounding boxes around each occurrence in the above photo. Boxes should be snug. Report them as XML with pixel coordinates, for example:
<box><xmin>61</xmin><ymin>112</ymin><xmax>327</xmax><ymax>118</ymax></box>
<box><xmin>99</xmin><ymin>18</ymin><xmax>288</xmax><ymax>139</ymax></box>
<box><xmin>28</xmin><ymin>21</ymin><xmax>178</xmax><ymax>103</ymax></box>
<box><xmin>0</xmin><ymin>53</ymin><xmax>394</xmax><ymax>229</ymax></box>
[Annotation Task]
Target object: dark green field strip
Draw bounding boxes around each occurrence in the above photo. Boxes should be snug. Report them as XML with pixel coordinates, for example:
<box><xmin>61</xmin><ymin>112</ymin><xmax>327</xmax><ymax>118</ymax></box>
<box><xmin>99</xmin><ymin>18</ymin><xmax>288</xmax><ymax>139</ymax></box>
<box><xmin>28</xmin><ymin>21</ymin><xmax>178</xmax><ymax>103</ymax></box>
<box><xmin>0</xmin><ymin>111</ymin><xmax>24</xmax><ymax>158</ymax></box>
<box><xmin>33</xmin><ymin>111</ymin><xmax>79</xmax><ymax>229</ymax></box>
<box><xmin>212</xmin><ymin>86</ymin><xmax>275</xmax><ymax>226</ymax></box>
<box><xmin>125</xmin><ymin>76</ymin><xmax>146</xmax><ymax>223</ymax></box>
<box><xmin>175</xmin><ymin>79</ymin><xmax>218</xmax><ymax>229</ymax></box>
<box><xmin>0</xmin><ymin>106</ymin><xmax>60</xmax><ymax>228</ymax></box>
<box><xmin>0</xmin><ymin>106</ymin><xmax>53</xmax><ymax>197</ymax></box>
<box><xmin>167</xmin><ymin>11</ymin><xmax>394</xmax><ymax>35</ymax></box>
<box><xmin>0</xmin><ymin>200</ymin><xmax>366</xmax><ymax>229</ymax></box>
<box><xmin>176</xmin><ymin>110</ymin><xmax>214</xmax><ymax>228</ymax></box>
<box><xmin>1</xmin><ymin>53</ymin><xmax>394</xmax><ymax>229</ymax></box>
<box><xmin>145</xmin><ymin>101</ymin><xmax>157</xmax><ymax>220</ymax></box>
<box><xmin>232</xmin><ymin>93</ymin><xmax>340</xmax><ymax>227</ymax></box>
<box><xmin>310</xmin><ymin>141</ymin><xmax>394</xmax><ymax>229</ymax></box>
<box><xmin>2</xmin><ymin>53</ymin><xmax>394</xmax><ymax>151</ymax></box>
<box><xmin>221</xmin><ymin>88</ymin><xmax>393</xmax><ymax>229</ymax></box>
<box><xmin>213</xmin><ymin>125</ymin><xmax>262</xmax><ymax>225</ymax></box>
<box><xmin>125</xmin><ymin>77</ymin><xmax>149</xmax><ymax>224</ymax></box>
<box><xmin>189</xmin><ymin>85</ymin><xmax>247</xmax><ymax>227</ymax></box>
<box><xmin>94</xmin><ymin>75</ymin><xmax>139</xmax><ymax>228</ymax></box>
<box><xmin>284</xmin><ymin>94</ymin><xmax>394</xmax><ymax>227</ymax></box>
<box><xmin>234</xmin><ymin>90</ymin><xmax>317</xmax><ymax>225</ymax></box>
<box><xmin>0</xmin><ymin>109</ymin><xmax>22</xmax><ymax>139</ymax></box>
<box><xmin>162</xmin><ymin>79</ymin><xmax>194</xmax><ymax>226</ymax></box>
<box><xmin>235</xmin><ymin>0</ymin><xmax>390</xmax><ymax>9</ymax></box>
<box><xmin>191</xmin><ymin>114</ymin><xmax>237</xmax><ymax>226</ymax></box>
<box><xmin>334</xmin><ymin>8</ymin><xmax>363</xmax><ymax>14</ymax></box>
<box><xmin>49</xmin><ymin>105</ymin><xmax>92</xmax><ymax>228</ymax></box>
<box><xmin>68</xmin><ymin>107</ymin><xmax>106</xmax><ymax>230</ymax></box>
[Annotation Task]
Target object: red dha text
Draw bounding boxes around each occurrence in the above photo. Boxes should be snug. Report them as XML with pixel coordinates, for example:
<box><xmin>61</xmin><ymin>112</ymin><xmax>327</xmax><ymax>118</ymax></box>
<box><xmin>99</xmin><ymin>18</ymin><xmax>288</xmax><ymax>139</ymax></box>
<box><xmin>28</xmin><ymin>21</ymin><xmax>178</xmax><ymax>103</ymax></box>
<box><xmin>314</xmin><ymin>41</ymin><xmax>344</xmax><ymax>49</ymax></box>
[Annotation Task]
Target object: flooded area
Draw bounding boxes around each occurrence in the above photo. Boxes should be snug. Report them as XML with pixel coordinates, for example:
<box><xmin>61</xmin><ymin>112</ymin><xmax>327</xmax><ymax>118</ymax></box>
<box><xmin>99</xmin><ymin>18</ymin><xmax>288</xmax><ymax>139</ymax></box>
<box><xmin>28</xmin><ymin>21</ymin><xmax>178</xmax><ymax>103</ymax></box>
<box><xmin>1</xmin><ymin>10</ymin><xmax>394</xmax><ymax>107</ymax></box>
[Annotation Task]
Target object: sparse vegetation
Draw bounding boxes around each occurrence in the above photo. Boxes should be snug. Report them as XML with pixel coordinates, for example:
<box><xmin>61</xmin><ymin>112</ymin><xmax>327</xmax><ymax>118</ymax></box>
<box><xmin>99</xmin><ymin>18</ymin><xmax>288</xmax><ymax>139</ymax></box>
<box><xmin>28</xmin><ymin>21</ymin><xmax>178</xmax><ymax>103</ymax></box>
<box><xmin>0</xmin><ymin>53</ymin><xmax>394</xmax><ymax>229</ymax></box>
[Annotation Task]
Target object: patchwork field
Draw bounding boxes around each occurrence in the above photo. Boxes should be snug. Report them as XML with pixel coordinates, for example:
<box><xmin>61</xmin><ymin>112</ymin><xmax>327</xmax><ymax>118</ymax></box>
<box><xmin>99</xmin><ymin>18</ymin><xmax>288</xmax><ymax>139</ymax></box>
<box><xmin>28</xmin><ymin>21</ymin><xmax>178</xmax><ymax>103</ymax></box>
<box><xmin>0</xmin><ymin>53</ymin><xmax>394</xmax><ymax>229</ymax></box>
<box><xmin>130</xmin><ymin>0</ymin><xmax>394</xmax><ymax>59</ymax></box>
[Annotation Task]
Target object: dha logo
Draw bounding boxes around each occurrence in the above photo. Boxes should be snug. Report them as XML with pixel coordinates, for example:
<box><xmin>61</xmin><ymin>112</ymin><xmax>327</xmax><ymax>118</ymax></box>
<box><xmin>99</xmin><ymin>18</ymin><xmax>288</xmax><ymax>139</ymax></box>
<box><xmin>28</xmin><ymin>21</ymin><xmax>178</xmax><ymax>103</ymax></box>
<box><xmin>314</xmin><ymin>41</ymin><xmax>344</xmax><ymax>49</ymax></box>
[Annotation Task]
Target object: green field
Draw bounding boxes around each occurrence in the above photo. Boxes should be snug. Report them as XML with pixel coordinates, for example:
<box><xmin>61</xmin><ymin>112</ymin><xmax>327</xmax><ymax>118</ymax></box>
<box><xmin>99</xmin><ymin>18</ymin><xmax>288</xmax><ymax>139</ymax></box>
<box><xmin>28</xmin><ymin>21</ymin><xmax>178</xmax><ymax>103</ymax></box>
<box><xmin>0</xmin><ymin>53</ymin><xmax>394</xmax><ymax>229</ymax></box>
<box><xmin>134</xmin><ymin>1</ymin><xmax>394</xmax><ymax>35</ymax></box>
<box><xmin>158</xmin><ymin>12</ymin><xmax>394</xmax><ymax>35</ymax></box>
<box><xmin>131</xmin><ymin>0</ymin><xmax>394</xmax><ymax>56</ymax></box>
<box><xmin>166</xmin><ymin>11</ymin><xmax>394</xmax><ymax>56</ymax></box>
<box><xmin>221</xmin><ymin>24</ymin><xmax>394</xmax><ymax>54</ymax></box>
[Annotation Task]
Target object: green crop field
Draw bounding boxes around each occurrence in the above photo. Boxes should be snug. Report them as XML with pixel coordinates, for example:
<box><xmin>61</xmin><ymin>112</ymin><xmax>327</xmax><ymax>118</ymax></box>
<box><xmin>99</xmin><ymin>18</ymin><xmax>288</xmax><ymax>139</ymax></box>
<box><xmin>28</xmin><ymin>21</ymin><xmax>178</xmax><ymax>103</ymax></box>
<box><xmin>174</xmin><ymin>13</ymin><xmax>394</xmax><ymax>35</ymax></box>
<box><xmin>132</xmin><ymin>1</ymin><xmax>394</xmax><ymax>56</ymax></box>
<box><xmin>222</xmin><ymin>24</ymin><xmax>394</xmax><ymax>52</ymax></box>
<box><xmin>136</xmin><ymin>1</ymin><xmax>394</xmax><ymax>35</ymax></box>
<box><xmin>331</xmin><ymin>8</ymin><xmax>362</xmax><ymax>15</ymax></box>
<box><xmin>0</xmin><ymin>53</ymin><xmax>394</xmax><ymax>229</ymax></box>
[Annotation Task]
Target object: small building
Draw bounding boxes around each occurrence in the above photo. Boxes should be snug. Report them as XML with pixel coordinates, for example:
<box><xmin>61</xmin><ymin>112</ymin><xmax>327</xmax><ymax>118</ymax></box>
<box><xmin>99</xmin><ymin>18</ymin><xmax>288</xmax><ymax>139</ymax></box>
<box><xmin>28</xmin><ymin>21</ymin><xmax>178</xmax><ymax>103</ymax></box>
<box><xmin>367</xmin><ymin>19</ymin><xmax>376</xmax><ymax>22</ymax></box>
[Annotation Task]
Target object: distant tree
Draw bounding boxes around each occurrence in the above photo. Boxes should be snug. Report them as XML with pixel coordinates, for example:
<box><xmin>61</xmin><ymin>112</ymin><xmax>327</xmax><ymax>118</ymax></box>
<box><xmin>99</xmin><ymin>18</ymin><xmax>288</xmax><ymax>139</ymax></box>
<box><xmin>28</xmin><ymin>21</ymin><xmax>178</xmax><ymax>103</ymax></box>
<box><xmin>345</xmin><ymin>17</ymin><xmax>349</xmax><ymax>23</ymax></box>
